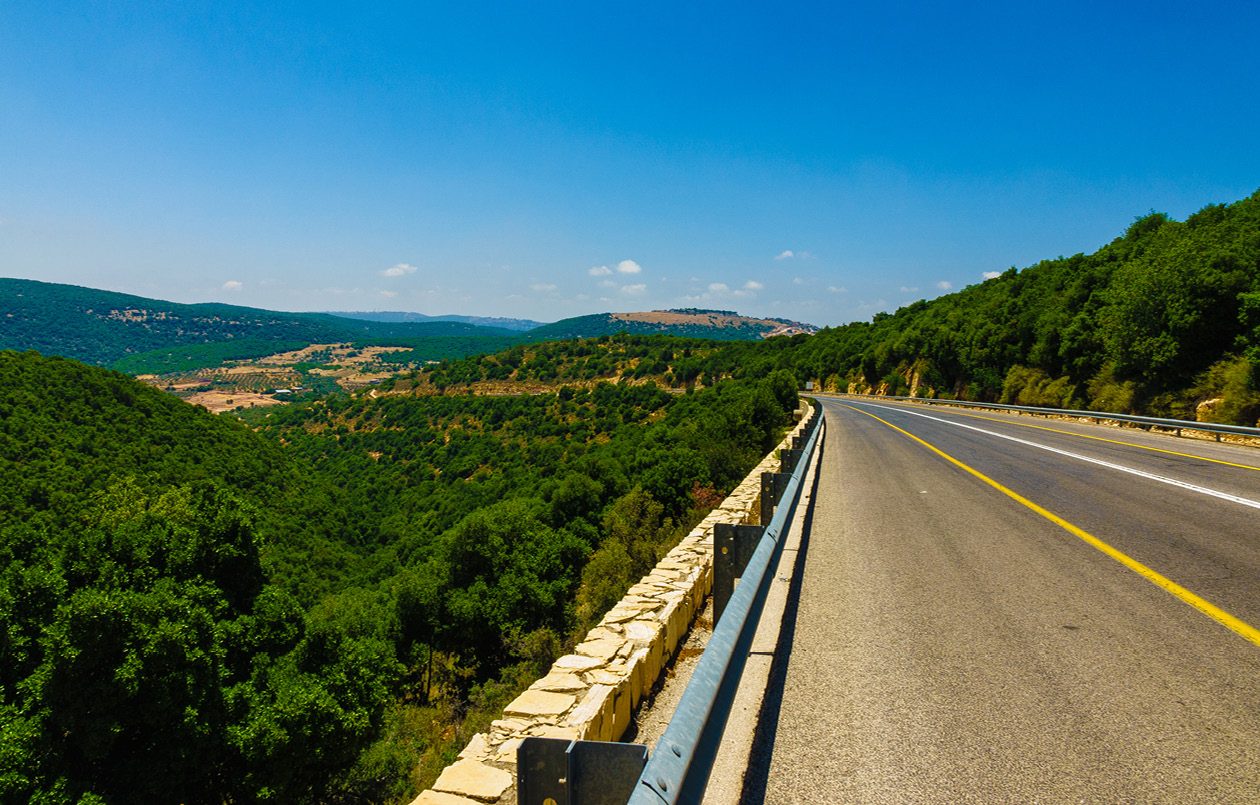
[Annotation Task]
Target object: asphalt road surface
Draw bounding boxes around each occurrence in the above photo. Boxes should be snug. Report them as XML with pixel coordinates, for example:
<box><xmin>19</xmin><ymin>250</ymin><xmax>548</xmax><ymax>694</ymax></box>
<box><xmin>754</xmin><ymin>397</ymin><xmax>1260</xmax><ymax>804</ymax></box>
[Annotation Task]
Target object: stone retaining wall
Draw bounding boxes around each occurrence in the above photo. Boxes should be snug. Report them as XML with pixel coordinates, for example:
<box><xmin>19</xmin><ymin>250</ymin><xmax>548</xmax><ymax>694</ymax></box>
<box><xmin>413</xmin><ymin>403</ymin><xmax>818</xmax><ymax>805</ymax></box>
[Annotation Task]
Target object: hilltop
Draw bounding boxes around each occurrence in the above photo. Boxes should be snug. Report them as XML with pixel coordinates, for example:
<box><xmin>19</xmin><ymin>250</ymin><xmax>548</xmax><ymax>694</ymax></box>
<box><xmin>525</xmin><ymin>309</ymin><xmax>818</xmax><ymax>341</ymax></box>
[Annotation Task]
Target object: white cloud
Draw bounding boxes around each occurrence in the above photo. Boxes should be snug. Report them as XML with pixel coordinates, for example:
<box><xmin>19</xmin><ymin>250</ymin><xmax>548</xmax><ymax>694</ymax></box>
<box><xmin>381</xmin><ymin>263</ymin><xmax>418</xmax><ymax>278</ymax></box>
<box><xmin>222</xmin><ymin>280</ymin><xmax>243</xmax><ymax>291</ymax></box>
<box><xmin>620</xmin><ymin>283</ymin><xmax>647</xmax><ymax>295</ymax></box>
<box><xmin>983</xmin><ymin>271</ymin><xmax>1002</xmax><ymax>280</ymax></box>
<box><xmin>380</xmin><ymin>290</ymin><xmax>398</xmax><ymax>298</ymax></box>
<box><xmin>734</xmin><ymin>280</ymin><xmax>763</xmax><ymax>299</ymax></box>
<box><xmin>588</xmin><ymin>265</ymin><xmax>613</xmax><ymax>276</ymax></box>
<box><xmin>775</xmin><ymin>250</ymin><xmax>795</xmax><ymax>261</ymax></box>
<box><xmin>599</xmin><ymin>279</ymin><xmax>617</xmax><ymax>289</ymax></box>
<box><xmin>936</xmin><ymin>280</ymin><xmax>953</xmax><ymax>290</ymax></box>
<box><xmin>827</xmin><ymin>285</ymin><xmax>847</xmax><ymax>294</ymax></box>
<box><xmin>617</xmin><ymin>259</ymin><xmax>642</xmax><ymax>274</ymax></box>
<box><xmin>792</xmin><ymin>277</ymin><xmax>806</xmax><ymax>286</ymax></box>
<box><xmin>899</xmin><ymin>285</ymin><xmax>919</xmax><ymax>293</ymax></box>
<box><xmin>708</xmin><ymin>282</ymin><xmax>730</xmax><ymax>293</ymax></box>
<box><xmin>531</xmin><ymin>283</ymin><xmax>558</xmax><ymax>292</ymax></box>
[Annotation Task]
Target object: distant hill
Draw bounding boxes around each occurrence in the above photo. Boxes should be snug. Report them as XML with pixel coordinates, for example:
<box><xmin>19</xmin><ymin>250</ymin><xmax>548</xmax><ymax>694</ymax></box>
<box><xmin>1</xmin><ymin>280</ymin><xmax>818</xmax><ymax>377</ymax></box>
<box><xmin>526</xmin><ymin>309</ymin><xmax>818</xmax><ymax>341</ymax></box>
<box><xmin>327</xmin><ymin>310</ymin><xmax>543</xmax><ymax>331</ymax></box>
<box><xmin>0</xmin><ymin>278</ymin><xmax>519</xmax><ymax>369</ymax></box>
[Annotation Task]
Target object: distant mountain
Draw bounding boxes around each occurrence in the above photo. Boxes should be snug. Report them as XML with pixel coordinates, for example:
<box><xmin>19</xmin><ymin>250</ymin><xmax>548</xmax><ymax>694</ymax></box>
<box><xmin>327</xmin><ymin>310</ymin><xmax>543</xmax><ymax>331</ymax></box>
<box><xmin>0</xmin><ymin>278</ymin><xmax>520</xmax><ymax>369</ymax></box>
<box><xmin>525</xmin><ymin>309</ymin><xmax>819</xmax><ymax>342</ymax></box>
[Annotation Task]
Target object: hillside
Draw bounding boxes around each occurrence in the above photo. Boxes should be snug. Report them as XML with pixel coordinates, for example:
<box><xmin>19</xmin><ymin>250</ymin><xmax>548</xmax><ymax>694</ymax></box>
<box><xmin>387</xmin><ymin>333</ymin><xmax>729</xmax><ymax>394</ymax></box>
<box><xmin>0</xmin><ymin>348</ymin><xmax>799</xmax><ymax>803</ymax></box>
<box><xmin>713</xmin><ymin>190</ymin><xmax>1260</xmax><ymax>425</ymax></box>
<box><xmin>525</xmin><ymin>309</ymin><xmax>818</xmax><ymax>341</ymax></box>
<box><xmin>0</xmin><ymin>278</ymin><xmax>519</xmax><ymax>369</ymax></box>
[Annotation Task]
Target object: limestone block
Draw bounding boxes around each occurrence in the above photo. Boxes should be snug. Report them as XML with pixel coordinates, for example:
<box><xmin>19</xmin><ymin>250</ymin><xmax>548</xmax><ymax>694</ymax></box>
<box><xmin>585</xmin><ymin>668</ymin><xmax>623</xmax><ymax>686</ymax></box>
<box><xmin>619</xmin><ymin>649</ymin><xmax>645</xmax><ymax>709</ymax></box>
<box><xmin>575</xmin><ymin>638</ymin><xmax>622</xmax><ymax>662</ymax></box>
<box><xmin>632</xmin><ymin>641</ymin><xmax>662</xmax><ymax>698</ymax></box>
<box><xmin>554</xmin><ymin>653</ymin><xmax>604</xmax><ymax>671</ymax></box>
<box><xmin>495</xmin><ymin>737</ymin><xmax>523</xmax><ymax>763</ymax></box>
<box><xmin>411</xmin><ymin>790</ymin><xmax>482</xmax><ymax>805</ymax></box>
<box><xmin>624</xmin><ymin>618</ymin><xmax>662</xmax><ymax>646</ymax></box>
<box><xmin>533</xmin><ymin>724</ymin><xmax>581</xmax><ymax>740</ymax></box>
<box><xmin>489</xmin><ymin>718</ymin><xmax>531</xmax><ymax>737</ymax></box>
<box><xmin>602</xmin><ymin>601</ymin><xmax>658</xmax><ymax>623</ymax></box>
<box><xmin>457</xmin><ymin>733</ymin><xmax>490</xmax><ymax>761</ymax></box>
<box><xmin>530</xmin><ymin>671</ymin><xmax>586</xmax><ymax>692</ymax></box>
<box><xmin>504</xmin><ymin>689</ymin><xmax>575</xmax><ymax>718</ymax></box>
<box><xmin>566</xmin><ymin>683</ymin><xmax>614</xmax><ymax>742</ymax></box>
<box><xmin>432</xmin><ymin>760</ymin><xmax>512</xmax><ymax>802</ymax></box>
<box><xmin>610</xmin><ymin>682</ymin><xmax>633</xmax><ymax>742</ymax></box>
<box><xmin>666</xmin><ymin>597</ymin><xmax>695</xmax><ymax>658</ymax></box>
<box><xmin>583</xmin><ymin>626</ymin><xmax>620</xmax><ymax>643</ymax></box>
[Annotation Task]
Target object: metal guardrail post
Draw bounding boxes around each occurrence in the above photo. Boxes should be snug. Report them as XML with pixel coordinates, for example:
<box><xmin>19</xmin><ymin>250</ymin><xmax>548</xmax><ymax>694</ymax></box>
<box><xmin>519</xmin><ymin>737</ymin><xmax>648</xmax><ymax>805</ymax></box>
<box><xmin>759</xmin><ymin>472</ymin><xmax>775</xmax><ymax>526</ymax></box>
<box><xmin>713</xmin><ymin>523</ymin><xmax>766</xmax><ymax>624</ymax></box>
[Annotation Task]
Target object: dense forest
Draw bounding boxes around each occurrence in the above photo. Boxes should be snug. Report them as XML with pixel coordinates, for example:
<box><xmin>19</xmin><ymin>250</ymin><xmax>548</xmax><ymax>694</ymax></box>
<box><xmin>0</xmin><ymin>350</ymin><xmax>799</xmax><ymax>803</ymax></box>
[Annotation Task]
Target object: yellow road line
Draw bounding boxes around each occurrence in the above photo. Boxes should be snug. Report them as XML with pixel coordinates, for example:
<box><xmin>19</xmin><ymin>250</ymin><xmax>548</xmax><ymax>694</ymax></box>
<box><xmin>842</xmin><ymin>404</ymin><xmax>1260</xmax><ymax>648</ymax></box>
<box><xmin>943</xmin><ymin>409</ymin><xmax>1260</xmax><ymax>472</ymax></box>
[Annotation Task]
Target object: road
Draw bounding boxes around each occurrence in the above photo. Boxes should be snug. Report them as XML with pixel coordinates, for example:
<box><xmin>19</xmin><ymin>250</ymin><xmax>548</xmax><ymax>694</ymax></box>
<box><xmin>751</xmin><ymin>397</ymin><xmax>1260</xmax><ymax>803</ymax></box>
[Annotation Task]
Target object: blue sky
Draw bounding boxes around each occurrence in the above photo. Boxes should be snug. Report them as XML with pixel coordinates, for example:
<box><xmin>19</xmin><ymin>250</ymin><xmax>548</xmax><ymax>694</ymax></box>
<box><xmin>3</xmin><ymin>2</ymin><xmax>1258</xmax><ymax>326</ymax></box>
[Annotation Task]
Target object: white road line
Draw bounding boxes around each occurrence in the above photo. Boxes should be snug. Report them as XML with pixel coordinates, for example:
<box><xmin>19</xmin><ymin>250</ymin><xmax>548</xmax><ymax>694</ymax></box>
<box><xmin>847</xmin><ymin>400</ymin><xmax>1260</xmax><ymax>511</ymax></box>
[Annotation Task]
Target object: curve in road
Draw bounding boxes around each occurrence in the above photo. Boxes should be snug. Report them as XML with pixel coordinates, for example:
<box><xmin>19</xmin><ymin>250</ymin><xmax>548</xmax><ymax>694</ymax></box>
<box><xmin>756</xmin><ymin>397</ymin><xmax>1260</xmax><ymax>803</ymax></box>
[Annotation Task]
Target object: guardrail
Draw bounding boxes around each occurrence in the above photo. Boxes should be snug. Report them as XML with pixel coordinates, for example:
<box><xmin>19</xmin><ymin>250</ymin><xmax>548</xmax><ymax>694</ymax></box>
<box><xmin>515</xmin><ymin>402</ymin><xmax>824</xmax><ymax>805</ymax></box>
<box><xmin>838</xmin><ymin>394</ymin><xmax>1260</xmax><ymax>441</ymax></box>
<box><xmin>627</xmin><ymin>402</ymin><xmax>823</xmax><ymax>804</ymax></box>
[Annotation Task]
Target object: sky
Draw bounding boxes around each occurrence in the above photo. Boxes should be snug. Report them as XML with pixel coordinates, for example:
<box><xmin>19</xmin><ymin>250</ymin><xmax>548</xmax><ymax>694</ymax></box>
<box><xmin>2</xmin><ymin>2</ymin><xmax>1259</xmax><ymax>327</ymax></box>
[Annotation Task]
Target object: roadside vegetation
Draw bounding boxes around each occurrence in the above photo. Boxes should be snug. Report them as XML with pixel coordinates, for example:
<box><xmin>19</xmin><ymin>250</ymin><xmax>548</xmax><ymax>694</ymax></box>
<box><xmin>0</xmin><ymin>350</ymin><xmax>798</xmax><ymax>803</ymax></box>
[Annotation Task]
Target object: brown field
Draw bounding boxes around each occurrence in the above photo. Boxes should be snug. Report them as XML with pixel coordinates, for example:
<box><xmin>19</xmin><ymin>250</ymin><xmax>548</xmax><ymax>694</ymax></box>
<box><xmin>185</xmin><ymin>390</ymin><xmax>287</xmax><ymax>413</ymax></box>
<box><xmin>255</xmin><ymin>343</ymin><xmax>409</xmax><ymax>366</ymax></box>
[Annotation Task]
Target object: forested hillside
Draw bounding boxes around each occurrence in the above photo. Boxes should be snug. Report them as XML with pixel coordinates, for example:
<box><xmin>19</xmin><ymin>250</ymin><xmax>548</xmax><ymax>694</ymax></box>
<box><xmin>387</xmin><ymin>333</ymin><xmax>727</xmax><ymax>392</ymax></box>
<box><xmin>0</xmin><ymin>279</ymin><xmax>517</xmax><ymax>369</ymax></box>
<box><xmin>0</xmin><ymin>349</ymin><xmax>799</xmax><ymax>803</ymax></box>
<box><xmin>711</xmin><ymin>191</ymin><xmax>1260</xmax><ymax>425</ymax></box>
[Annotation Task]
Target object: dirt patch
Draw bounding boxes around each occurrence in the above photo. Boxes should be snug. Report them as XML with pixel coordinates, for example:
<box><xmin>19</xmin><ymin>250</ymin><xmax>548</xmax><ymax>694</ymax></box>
<box><xmin>185</xmin><ymin>391</ymin><xmax>287</xmax><ymax>413</ymax></box>
<box><xmin>255</xmin><ymin>343</ymin><xmax>409</xmax><ymax>367</ymax></box>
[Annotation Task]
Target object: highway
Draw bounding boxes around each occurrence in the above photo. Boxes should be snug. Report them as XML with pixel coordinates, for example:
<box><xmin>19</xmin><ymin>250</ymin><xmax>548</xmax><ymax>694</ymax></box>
<box><xmin>751</xmin><ymin>396</ymin><xmax>1260</xmax><ymax>803</ymax></box>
